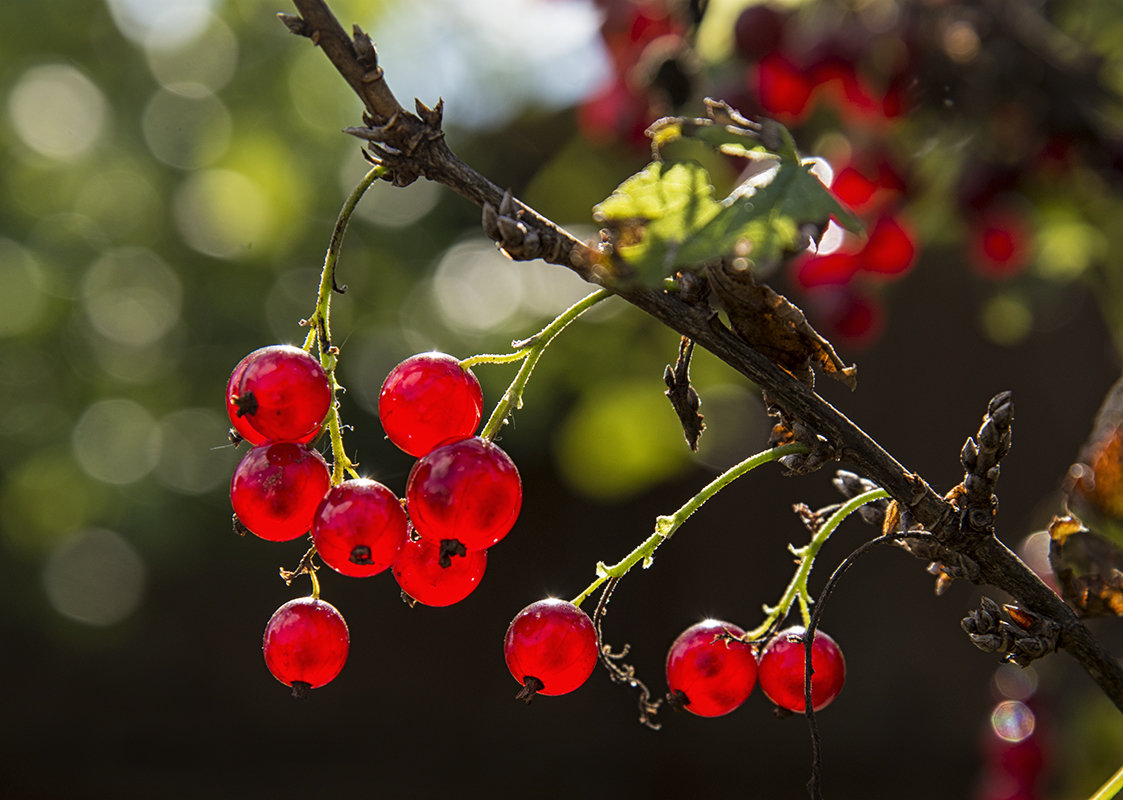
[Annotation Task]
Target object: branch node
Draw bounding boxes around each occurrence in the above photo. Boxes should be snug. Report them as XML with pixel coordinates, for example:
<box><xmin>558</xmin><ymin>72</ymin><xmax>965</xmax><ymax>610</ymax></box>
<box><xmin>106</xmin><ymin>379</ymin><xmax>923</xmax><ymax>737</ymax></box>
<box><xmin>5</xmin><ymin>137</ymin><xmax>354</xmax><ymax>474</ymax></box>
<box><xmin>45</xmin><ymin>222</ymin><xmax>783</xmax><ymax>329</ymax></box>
<box><xmin>961</xmin><ymin>596</ymin><xmax>1060</xmax><ymax>666</ymax></box>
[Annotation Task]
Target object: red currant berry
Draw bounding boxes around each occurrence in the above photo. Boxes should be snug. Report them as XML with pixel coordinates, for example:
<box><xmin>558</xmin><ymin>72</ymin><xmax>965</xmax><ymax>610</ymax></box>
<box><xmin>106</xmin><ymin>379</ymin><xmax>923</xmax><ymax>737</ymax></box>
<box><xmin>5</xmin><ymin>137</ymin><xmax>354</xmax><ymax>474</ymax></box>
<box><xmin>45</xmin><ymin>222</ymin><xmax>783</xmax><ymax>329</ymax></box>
<box><xmin>757</xmin><ymin>626</ymin><xmax>846</xmax><ymax>713</ymax></box>
<box><xmin>733</xmin><ymin>4</ymin><xmax>788</xmax><ymax>62</ymax></box>
<box><xmin>262</xmin><ymin>596</ymin><xmax>349</xmax><ymax>698</ymax></box>
<box><xmin>311</xmin><ymin>479</ymin><xmax>409</xmax><ymax>578</ymax></box>
<box><xmin>392</xmin><ymin>535</ymin><xmax>487</xmax><ymax>607</ymax></box>
<box><xmin>229</xmin><ymin>345</ymin><xmax>332</xmax><ymax>444</ymax></box>
<box><xmin>230</xmin><ymin>443</ymin><xmax>331</xmax><ymax>542</ymax></box>
<box><xmin>378</xmin><ymin>352</ymin><xmax>483</xmax><ymax>458</ymax></box>
<box><xmin>503</xmin><ymin>598</ymin><xmax>598</xmax><ymax>700</ymax></box>
<box><xmin>406</xmin><ymin>436</ymin><xmax>522</xmax><ymax>551</ymax></box>
<box><xmin>860</xmin><ymin>214</ymin><xmax>916</xmax><ymax>276</ymax></box>
<box><xmin>665</xmin><ymin>619</ymin><xmax>758</xmax><ymax>717</ymax></box>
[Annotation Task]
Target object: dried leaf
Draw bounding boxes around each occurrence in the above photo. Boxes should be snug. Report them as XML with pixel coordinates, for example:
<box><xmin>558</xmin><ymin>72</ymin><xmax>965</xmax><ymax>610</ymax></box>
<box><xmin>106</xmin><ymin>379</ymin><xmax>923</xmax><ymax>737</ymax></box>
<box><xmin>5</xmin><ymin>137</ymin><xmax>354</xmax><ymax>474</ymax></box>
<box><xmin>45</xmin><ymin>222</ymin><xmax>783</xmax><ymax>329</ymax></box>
<box><xmin>663</xmin><ymin>336</ymin><xmax>705</xmax><ymax>452</ymax></box>
<box><xmin>707</xmin><ymin>261</ymin><xmax>857</xmax><ymax>389</ymax></box>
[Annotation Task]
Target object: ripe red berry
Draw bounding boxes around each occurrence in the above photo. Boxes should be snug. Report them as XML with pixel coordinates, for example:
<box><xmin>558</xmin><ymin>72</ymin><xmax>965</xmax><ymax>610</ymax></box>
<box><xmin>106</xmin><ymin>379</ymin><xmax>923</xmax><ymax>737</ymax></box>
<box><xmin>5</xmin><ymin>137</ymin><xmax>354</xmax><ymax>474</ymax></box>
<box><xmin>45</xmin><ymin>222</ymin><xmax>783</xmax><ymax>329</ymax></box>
<box><xmin>860</xmin><ymin>214</ymin><xmax>916</xmax><ymax>276</ymax></box>
<box><xmin>665</xmin><ymin>619</ymin><xmax>758</xmax><ymax>717</ymax></box>
<box><xmin>312</xmin><ymin>479</ymin><xmax>409</xmax><ymax>578</ymax></box>
<box><xmin>757</xmin><ymin>626</ymin><xmax>846</xmax><ymax>713</ymax></box>
<box><xmin>503</xmin><ymin>598</ymin><xmax>598</xmax><ymax>699</ymax></box>
<box><xmin>392</xmin><ymin>535</ymin><xmax>487</xmax><ymax>607</ymax></box>
<box><xmin>228</xmin><ymin>345</ymin><xmax>332</xmax><ymax>444</ymax></box>
<box><xmin>230</xmin><ymin>443</ymin><xmax>331</xmax><ymax>542</ymax></box>
<box><xmin>262</xmin><ymin>596</ymin><xmax>349</xmax><ymax>698</ymax></box>
<box><xmin>406</xmin><ymin>436</ymin><xmax>522</xmax><ymax>551</ymax></box>
<box><xmin>754</xmin><ymin>52</ymin><xmax>813</xmax><ymax>119</ymax></box>
<box><xmin>378</xmin><ymin>352</ymin><xmax>483</xmax><ymax>458</ymax></box>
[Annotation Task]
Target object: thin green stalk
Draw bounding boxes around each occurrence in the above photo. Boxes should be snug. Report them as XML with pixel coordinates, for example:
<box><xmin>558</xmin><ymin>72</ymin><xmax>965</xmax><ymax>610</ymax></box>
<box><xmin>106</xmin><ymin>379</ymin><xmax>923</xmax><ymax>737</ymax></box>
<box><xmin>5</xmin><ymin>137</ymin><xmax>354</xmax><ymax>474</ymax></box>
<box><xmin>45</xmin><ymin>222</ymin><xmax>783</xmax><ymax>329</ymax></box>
<box><xmin>571</xmin><ymin>443</ymin><xmax>810</xmax><ymax>608</ymax></box>
<box><xmin>478</xmin><ymin>288</ymin><xmax>611</xmax><ymax>441</ymax></box>
<box><xmin>744</xmin><ymin>487</ymin><xmax>889</xmax><ymax>640</ymax></box>
<box><xmin>303</xmin><ymin>164</ymin><xmax>387</xmax><ymax>484</ymax></box>
<box><xmin>1089</xmin><ymin>764</ymin><xmax>1123</xmax><ymax>800</ymax></box>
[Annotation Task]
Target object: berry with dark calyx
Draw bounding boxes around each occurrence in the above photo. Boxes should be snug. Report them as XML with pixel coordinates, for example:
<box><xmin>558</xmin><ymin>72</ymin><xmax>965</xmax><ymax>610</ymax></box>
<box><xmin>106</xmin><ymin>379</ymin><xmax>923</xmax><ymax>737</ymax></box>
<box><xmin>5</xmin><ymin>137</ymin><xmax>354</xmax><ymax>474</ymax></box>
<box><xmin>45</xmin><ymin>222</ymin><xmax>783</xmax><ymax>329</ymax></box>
<box><xmin>229</xmin><ymin>344</ymin><xmax>332</xmax><ymax>444</ymax></box>
<box><xmin>312</xmin><ymin>479</ymin><xmax>409</xmax><ymax>578</ymax></box>
<box><xmin>665</xmin><ymin>619</ymin><xmax>758</xmax><ymax>717</ymax></box>
<box><xmin>263</xmin><ymin>595</ymin><xmax>349</xmax><ymax>698</ymax></box>
<box><xmin>378</xmin><ymin>352</ymin><xmax>483</xmax><ymax>458</ymax></box>
<box><xmin>406</xmin><ymin>436</ymin><xmax>522</xmax><ymax>552</ymax></box>
<box><xmin>503</xmin><ymin>598</ymin><xmax>598</xmax><ymax>701</ymax></box>
<box><xmin>392</xmin><ymin>535</ymin><xmax>487</xmax><ymax>607</ymax></box>
<box><xmin>757</xmin><ymin>625</ymin><xmax>846</xmax><ymax>713</ymax></box>
<box><xmin>230</xmin><ymin>443</ymin><xmax>331</xmax><ymax>542</ymax></box>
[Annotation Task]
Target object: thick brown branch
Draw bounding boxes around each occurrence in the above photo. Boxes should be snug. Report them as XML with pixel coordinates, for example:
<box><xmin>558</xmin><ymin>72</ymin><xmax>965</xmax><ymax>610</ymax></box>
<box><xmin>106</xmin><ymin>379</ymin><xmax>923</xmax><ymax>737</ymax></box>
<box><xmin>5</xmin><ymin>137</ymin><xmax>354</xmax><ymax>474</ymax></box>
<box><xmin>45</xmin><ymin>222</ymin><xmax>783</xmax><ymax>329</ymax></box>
<box><xmin>283</xmin><ymin>0</ymin><xmax>1123</xmax><ymax>712</ymax></box>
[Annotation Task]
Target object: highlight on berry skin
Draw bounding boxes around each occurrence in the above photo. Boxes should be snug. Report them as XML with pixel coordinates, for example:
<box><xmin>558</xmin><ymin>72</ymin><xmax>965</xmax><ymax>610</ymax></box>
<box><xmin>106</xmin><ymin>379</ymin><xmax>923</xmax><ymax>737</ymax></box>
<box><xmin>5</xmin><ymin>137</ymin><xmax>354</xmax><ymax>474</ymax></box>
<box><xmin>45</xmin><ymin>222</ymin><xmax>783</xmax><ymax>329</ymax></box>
<box><xmin>503</xmin><ymin>598</ymin><xmax>599</xmax><ymax>701</ymax></box>
<box><xmin>757</xmin><ymin>625</ymin><xmax>846</xmax><ymax>713</ymax></box>
<box><xmin>665</xmin><ymin>619</ymin><xmax>758</xmax><ymax>718</ymax></box>
<box><xmin>262</xmin><ymin>596</ymin><xmax>350</xmax><ymax>699</ymax></box>
<box><xmin>392</xmin><ymin>535</ymin><xmax>487</xmax><ymax>607</ymax></box>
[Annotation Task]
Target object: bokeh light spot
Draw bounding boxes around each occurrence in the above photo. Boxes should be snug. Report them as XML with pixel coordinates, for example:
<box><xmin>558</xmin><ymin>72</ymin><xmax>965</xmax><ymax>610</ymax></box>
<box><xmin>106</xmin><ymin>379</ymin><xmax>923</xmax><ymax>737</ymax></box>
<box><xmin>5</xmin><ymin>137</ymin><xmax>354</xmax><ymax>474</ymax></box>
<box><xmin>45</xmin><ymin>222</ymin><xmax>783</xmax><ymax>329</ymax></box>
<box><xmin>105</xmin><ymin>0</ymin><xmax>217</xmax><ymax>48</ymax></box>
<box><xmin>8</xmin><ymin>63</ymin><xmax>108</xmax><ymax>161</ymax></box>
<box><xmin>981</xmin><ymin>293</ymin><xmax>1032</xmax><ymax>346</ymax></box>
<box><xmin>81</xmin><ymin>247</ymin><xmax>182</xmax><ymax>347</ymax></box>
<box><xmin>990</xmin><ymin>700</ymin><xmax>1035</xmax><ymax>743</ymax></box>
<box><xmin>145</xmin><ymin>12</ymin><xmax>237</xmax><ymax>92</ymax></box>
<box><xmin>142</xmin><ymin>87</ymin><xmax>232</xmax><ymax>169</ymax></box>
<box><xmin>43</xmin><ymin>528</ymin><xmax>146</xmax><ymax>626</ymax></box>
<box><xmin>432</xmin><ymin>240</ymin><xmax>525</xmax><ymax>333</ymax></box>
<box><xmin>156</xmin><ymin>408</ymin><xmax>239</xmax><ymax>494</ymax></box>
<box><xmin>72</xmin><ymin>399</ymin><xmax>162</xmax><ymax>485</ymax></box>
<box><xmin>173</xmin><ymin>169</ymin><xmax>272</xmax><ymax>259</ymax></box>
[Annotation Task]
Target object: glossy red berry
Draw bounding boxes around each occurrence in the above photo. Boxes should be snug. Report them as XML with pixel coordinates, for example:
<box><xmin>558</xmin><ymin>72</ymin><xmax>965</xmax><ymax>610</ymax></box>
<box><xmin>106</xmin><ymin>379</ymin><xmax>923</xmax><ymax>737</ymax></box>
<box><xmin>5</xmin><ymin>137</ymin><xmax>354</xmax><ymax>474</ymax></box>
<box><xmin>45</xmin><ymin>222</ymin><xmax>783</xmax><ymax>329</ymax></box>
<box><xmin>378</xmin><ymin>352</ymin><xmax>483</xmax><ymax>458</ymax></box>
<box><xmin>392</xmin><ymin>535</ymin><xmax>487</xmax><ymax>607</ymax></box>
<box><xmin>665</xmin><ymin>619</ymin><xmax>757</xmax><ymax>717</ymax></box>
<box><xmin>228</xmin><ymin>345</ymin><xmax>332</xmax><ymax>444</ymax></box>
<box><xmin>311</xmin><ymin>479</ymin><xmax>409</xmax><ymax>578</ymax></box>
<box><xmin>406</xmin><ymin>436</ymin><xmax>522</xmax><ymax>551</ymax></box>
<box><xmin>503</xmin><ymin>598</ymin><xmax>598</xmax><ymax>699</ymax></box>
<box><xmin>757</xmin><ymin>626</ymin><xmax>846</xmax><ymax>713</ymax></box>
<box><xmin>230</xmin><ymin>443</ymin><xmax>331</xmax><ymax>542</ymax></box>
<box><xmin>262</xmin><ymin>596</ymin><xmax>349</xmax><ymax>698</ymax></box>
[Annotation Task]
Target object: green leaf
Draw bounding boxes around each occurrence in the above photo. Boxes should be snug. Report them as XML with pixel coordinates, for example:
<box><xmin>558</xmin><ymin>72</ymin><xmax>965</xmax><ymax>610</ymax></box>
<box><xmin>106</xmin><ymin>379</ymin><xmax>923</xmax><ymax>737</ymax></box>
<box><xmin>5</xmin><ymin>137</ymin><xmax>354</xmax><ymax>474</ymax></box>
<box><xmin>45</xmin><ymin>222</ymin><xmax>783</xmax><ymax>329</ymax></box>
<box><xmin>593</xmin><ymin>123</ymin><xmax>864</xmax><ymax>286</ymax></box>
<box><xmin>593</xmin><ymin>161</ymin><xmax>723</xmax><ymax>283</ymax></box>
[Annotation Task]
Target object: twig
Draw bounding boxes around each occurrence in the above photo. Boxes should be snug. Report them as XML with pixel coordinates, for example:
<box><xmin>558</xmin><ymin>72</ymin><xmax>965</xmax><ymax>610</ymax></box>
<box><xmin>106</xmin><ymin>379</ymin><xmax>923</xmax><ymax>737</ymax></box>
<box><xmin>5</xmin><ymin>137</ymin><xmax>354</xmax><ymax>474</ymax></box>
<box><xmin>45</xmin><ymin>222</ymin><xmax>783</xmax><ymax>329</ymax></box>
<box><xmin>281</xmin><ymin>0</ymin><xmax>1123</xmax><ymax>712</ymax></box>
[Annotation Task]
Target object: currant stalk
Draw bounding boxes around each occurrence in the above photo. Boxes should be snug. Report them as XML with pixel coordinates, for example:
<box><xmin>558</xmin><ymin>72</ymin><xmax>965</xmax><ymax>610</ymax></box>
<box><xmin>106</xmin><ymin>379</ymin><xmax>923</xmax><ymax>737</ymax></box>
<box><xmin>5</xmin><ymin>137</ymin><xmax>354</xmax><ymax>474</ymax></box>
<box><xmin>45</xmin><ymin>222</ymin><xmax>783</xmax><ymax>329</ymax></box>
<box><xmin>461</xmin><ymin>287</ymin><xmax>611</xmax><ymax>441</ymax></box>
<box><xmin>743</xmin><ymin>487</ymin><xmax>889</xmax><ymax>641</ymax></box>
<box><xmin>570</xmin><ymin>442</ymin><xmax>810</xmax><ymax>608</ymax></box>
<box><xmin>301</xmin><ymin>163</ymin><xmax>388</xmax><ymax>485</ymax></box>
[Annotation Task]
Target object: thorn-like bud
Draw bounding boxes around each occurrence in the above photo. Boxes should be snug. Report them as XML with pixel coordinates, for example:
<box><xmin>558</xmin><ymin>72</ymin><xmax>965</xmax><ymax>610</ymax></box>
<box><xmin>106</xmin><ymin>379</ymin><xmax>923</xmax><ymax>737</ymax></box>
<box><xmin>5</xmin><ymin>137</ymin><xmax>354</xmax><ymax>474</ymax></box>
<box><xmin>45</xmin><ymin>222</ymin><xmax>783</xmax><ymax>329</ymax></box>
<box><xmin>277</xmin><ymin>13</ymin><xmax>309</xmax><ymax>36</ymax></box>
<box><xmin>961</xmin><ymin>438</ymin><xmax>978</xmax><ymax>471</ymax></box>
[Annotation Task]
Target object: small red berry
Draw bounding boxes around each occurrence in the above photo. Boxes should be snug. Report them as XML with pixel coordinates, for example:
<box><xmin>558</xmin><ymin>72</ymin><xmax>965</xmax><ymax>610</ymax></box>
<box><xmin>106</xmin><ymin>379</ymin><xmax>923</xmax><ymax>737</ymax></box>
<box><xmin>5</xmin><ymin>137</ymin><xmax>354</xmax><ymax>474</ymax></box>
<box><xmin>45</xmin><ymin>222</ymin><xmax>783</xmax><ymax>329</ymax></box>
<box><xmin>406</xmin><ymin>436</ymin><xmax>522</xmax><ymax>551</ymax></box>
<box><xmin>860</xmin><ymin>214</ymin><xmax>916</xmax><ymax>276</ymax></box>
<box><xmin>230</xmin><ymin>443</ymin><xmax>331</xmax><ymax>542</ymax></box>
<box><xmin>757</xmin><ymin>626</ymin><xmax>846</xmax><ymax>713</ymax></box>
<box><xmin>263</xmin><ymin>596</ymin><xmax>349</xmax><ymax>698</ymax></box>
<box><xmin>229</xmin><ymin>345</ymin><xmax>332</xmax><ymax>444</ymax></box>
<box><xmin>225</xmin><ymin>354</ymin><xmax>268</xmax><ymax>446</ymax></box>
<box><xmin>665</xmin><ymin>619</ymin><xmax>758</xmax><ymax>717</ymax></box>
<box><xmin>392</xmin><ymin>536</ymin><xmax>487</xmax><ymax>607</ymax></box>
<box><xmin>378</xmin><ymin>352</ymin><xmax>483</xmax><ymax>458</ymax></box>
<box><xmin>753</xmin><ymin>52</ymin><xmax>813</xmax><ymax>120</ymax></box>
<box><xmin>312</xmin><ymin>479</ymin><xmax>409</xmax><ymax>578</ymax></box>
<box><xmin>733</xmin><ymin>4</ymin><xmax>788</xmax><ymax>62</ymax></box>
<box><xmin>503</xmin><ymin>598</ymin><xmax>599</xmax><ymax>699</ymax></box>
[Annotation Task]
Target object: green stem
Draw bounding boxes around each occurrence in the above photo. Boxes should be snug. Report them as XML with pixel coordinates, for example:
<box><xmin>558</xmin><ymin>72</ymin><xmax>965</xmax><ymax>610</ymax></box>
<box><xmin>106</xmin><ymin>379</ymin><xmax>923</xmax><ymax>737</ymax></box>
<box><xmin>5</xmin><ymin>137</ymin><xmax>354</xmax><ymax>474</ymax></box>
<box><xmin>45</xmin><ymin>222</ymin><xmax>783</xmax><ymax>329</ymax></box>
<box><xmin>1089</xmin><ymin>764</ymin><xmax>1123</xmax><ymax>800</ymax></box>
<box><xmin>571</xmin><ymin>443</ymin><xmax>810</xmax><ymax>608</ymax></box>
<box><xmin>478</xmin><ymin>288</ymin><xmax>611</xmax><ymax>441</ymax></box>
<box><xmin>743</xmin><ymin>487</ymin><xmax>889</xmax><ymax>640</ymax></box>
<box><xmin>309</xmin><ymin>568</ymin><xmax>321</xmax><ymax>600</ymax></box>
<box><xmin>304</xmin><ymin>164</ymin><xmax>388</xmax><ymax>484</ymax></box>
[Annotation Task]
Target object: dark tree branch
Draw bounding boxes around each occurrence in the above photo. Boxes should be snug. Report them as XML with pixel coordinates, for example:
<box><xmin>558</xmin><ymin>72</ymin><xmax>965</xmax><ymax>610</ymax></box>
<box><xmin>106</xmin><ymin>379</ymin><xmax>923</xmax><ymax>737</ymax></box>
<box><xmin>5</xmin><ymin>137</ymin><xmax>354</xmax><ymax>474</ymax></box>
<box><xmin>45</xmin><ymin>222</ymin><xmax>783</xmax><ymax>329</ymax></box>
<box><xmin>282</xmin><ymin>0</ymin><xmax>1123</xmax><ymax>712</ymax></box>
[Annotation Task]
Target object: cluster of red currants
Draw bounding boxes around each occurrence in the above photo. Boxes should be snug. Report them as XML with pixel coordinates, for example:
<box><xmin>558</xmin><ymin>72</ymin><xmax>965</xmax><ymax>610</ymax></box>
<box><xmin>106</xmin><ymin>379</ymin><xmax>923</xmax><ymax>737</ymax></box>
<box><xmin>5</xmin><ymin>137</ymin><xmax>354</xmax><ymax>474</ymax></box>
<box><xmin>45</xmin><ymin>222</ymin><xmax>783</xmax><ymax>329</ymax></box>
<box><xmin>225</xmin><ymin>345</ymin><xmax>521</xmax><ymax>697</ymax></box>
<box><xmin>501</xmin><ymin>598</ymin><xmax>846</xmax><ymax>716</ymax></box>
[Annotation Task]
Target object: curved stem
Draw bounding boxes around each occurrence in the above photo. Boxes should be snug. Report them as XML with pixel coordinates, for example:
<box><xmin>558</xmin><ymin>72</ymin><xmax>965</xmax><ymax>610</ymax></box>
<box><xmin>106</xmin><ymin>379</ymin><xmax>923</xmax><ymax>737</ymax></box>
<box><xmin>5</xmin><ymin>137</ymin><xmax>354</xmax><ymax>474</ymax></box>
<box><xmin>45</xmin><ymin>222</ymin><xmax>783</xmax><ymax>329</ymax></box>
<box><xmin>304</xmin><ymin>164</ymin><xmax>387</xmax><ymax>484</ymax></box>
<box><xmin>1089</xmin><ymin>764</ymin><xmax>1123</xmax><ymax>800</ymax></box>
<box><xmin>571</xmin><ymin>443</ymin><xmax>810</xmax><ymax>608</ymax></box>
<box><xmin>744</xmin><ymin>487</ymin><xmax>890</xmax><ymax>641</ymax></box>
<box><xmin>479</xmin><ymin>288</ymin><xmax>611</xmax><ymax>441</ymax></box>
<box><xmin>309</xmin><ymin>567</ymin><xmax>321</xmax><ymax>600</ymax></box>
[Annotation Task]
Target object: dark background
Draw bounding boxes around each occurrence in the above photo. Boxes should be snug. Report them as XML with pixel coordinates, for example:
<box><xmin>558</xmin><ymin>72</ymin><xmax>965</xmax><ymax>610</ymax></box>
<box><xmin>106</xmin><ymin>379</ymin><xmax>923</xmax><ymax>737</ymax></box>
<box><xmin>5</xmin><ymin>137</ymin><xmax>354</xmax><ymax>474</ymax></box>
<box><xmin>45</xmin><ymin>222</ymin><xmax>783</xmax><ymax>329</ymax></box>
<box><xmin>1</xmin><ymin>1</ymin><xmax>1121</xmax><ymax>798</ymax></box>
